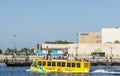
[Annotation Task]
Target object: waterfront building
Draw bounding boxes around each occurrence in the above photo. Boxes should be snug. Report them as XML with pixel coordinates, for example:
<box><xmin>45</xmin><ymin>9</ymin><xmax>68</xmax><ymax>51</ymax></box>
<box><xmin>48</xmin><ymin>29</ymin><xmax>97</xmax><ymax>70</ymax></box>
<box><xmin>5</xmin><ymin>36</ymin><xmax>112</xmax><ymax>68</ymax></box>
<box><xmin>101</xmin><ymin>27</ymin><xmax>120</xmax><ymax>43</ymax></box>
<box><xmin>33</xmin><ymin>27</ymin><xmax>120</xmax><ymax>62</ymax></box>
<box><xmin>34</xmin><ymin>44</ymin><xmax>120</xmax><ymax>59</ymax></box>
<box><xmin>35</xmin><ymin>44</ymin><xmax>67</xmax><ymax>57</ymax></box>
<box><xmin>79</xmin><ymin>32</ymin><xmax>101</xmax><ymax>44</ymax></box>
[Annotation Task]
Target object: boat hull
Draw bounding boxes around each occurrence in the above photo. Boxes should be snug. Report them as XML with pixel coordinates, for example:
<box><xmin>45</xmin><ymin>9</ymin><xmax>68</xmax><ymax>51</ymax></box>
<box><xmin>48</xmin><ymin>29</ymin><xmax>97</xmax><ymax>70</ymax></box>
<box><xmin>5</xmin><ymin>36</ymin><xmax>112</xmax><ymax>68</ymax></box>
<box><xmin>30</xmin><ymin>60</ymin><xmax>91</xmax><ymax>73</ymax></box>
<box><xmin>30</xmin><ymin>66</ymin><xmax>90</xmax><ymax>73</ymax></box>
<box><xmin>5</xmin><ymin>62</ymin><xmax>32</xmax><ymax>67</ymax></box>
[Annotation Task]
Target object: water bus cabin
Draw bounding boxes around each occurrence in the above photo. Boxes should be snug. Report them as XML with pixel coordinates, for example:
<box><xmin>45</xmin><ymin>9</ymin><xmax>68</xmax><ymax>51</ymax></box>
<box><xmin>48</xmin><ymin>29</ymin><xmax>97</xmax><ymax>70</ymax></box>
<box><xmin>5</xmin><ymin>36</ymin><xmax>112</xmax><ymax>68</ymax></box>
<box><xmin>30</xmin><ymin>59</ymin><xmax>91</xmax><ymax>73</ymax></box>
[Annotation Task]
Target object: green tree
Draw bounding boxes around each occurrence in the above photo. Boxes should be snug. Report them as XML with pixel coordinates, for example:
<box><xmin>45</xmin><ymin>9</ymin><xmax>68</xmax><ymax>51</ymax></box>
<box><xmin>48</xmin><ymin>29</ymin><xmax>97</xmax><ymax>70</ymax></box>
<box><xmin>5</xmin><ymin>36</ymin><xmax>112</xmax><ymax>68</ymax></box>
<box><xmin>19</xmin><ymin>48</ymin><xmax>28</xmax><ymax>55</ymax></box>
<box><xmin>54</xmin><ymin>40</ymin><xmax>73</xmax><ymax>44</ymax></box>
<box><xmin>4</xmin><ymin>48</ymin><xmax>17</xmax><ymax>55</ymax></box>
<box><xmin>30</xmin><ymin>48</ymin><xmax>34</xmax><ymax>55</ymax></box>
<box><xmin>114</xmin><ymin>40</ymin><xmax>120</xmax><ymax>44</ymax></box>
<box><xmin>0</xmin><ymin>49</ymin><xmax>2</xmax><ymax>54</ymax></box>
<box><xmin>19</xmin><ymin>48</ymin><xmax>34</xmax><ymax>55</ymax></box>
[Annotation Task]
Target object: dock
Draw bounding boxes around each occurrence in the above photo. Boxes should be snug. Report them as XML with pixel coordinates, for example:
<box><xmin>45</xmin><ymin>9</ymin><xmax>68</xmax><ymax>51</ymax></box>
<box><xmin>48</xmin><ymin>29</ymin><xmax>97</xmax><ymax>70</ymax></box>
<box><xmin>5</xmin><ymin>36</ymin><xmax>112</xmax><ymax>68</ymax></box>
<box><xmin>1</xmin><ymin>55</ymin><xmax>120</xmax><ymax>66</ymax></box>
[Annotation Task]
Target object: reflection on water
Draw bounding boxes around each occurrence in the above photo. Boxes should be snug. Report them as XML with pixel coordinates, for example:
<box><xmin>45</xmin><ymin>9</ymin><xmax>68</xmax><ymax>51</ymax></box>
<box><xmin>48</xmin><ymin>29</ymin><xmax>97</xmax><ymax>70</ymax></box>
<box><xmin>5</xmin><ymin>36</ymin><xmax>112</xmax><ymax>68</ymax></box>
<box><xmin>31</xmin><ymin>72</ymin><xmax>90</xmax><ymax>76</ymax></box>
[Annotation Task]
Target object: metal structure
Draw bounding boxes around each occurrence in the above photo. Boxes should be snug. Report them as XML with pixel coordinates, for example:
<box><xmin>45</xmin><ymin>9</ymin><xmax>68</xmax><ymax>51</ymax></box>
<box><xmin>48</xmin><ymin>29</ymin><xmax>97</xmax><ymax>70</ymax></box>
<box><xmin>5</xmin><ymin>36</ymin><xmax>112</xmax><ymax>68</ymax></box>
<box><xmin>13</xmin><ymin>34</ymin><xmax>16</xmax><ymax>50</ymax></box>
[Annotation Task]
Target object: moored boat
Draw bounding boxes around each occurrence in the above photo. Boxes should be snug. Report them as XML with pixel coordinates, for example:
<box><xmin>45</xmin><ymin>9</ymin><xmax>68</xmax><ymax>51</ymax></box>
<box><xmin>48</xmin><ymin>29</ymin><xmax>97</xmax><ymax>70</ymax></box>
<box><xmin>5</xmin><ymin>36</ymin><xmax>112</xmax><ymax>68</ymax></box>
<box><xmin>30</xmin><ymin>59</ymin><xmax>91</xmax><ymax>73</ymax></box>
<box><xmin>4</xmin><ymin>58</ymin><xmax>32</xmax><ymax>67</ymax></box>
<box><xmin>5</xmin><ymin>62</ymin><xmax>32</xmax><ymax>67</ymax></box>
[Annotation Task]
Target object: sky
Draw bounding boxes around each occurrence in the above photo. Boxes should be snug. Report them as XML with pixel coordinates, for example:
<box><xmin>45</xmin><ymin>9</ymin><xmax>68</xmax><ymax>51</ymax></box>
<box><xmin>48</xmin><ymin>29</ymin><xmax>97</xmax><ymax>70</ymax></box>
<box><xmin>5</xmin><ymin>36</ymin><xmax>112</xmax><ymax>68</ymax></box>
<box><xmin>0</xmin><ymin>0</ymin><xmax>120</xmax><ymax>50</ymax></box>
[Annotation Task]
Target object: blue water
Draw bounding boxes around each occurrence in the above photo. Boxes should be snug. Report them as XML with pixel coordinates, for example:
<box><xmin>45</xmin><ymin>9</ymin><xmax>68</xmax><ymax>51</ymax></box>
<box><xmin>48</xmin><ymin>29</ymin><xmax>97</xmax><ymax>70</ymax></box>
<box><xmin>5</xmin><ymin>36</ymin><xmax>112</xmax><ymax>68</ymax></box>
<box><xmin>0</xmin><ymin>63</ymin><xmax>120</xmax><ymax>76</ymax></box>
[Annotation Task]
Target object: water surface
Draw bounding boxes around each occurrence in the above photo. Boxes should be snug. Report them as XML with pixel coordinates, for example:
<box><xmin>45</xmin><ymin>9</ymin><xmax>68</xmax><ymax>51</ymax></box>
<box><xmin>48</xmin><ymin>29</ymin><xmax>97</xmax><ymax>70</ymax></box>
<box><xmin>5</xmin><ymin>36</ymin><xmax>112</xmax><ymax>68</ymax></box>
<box><xmin>0</xmin><ymin>63</ymin><xmax>120</xmax><ymax>76</ymax></box>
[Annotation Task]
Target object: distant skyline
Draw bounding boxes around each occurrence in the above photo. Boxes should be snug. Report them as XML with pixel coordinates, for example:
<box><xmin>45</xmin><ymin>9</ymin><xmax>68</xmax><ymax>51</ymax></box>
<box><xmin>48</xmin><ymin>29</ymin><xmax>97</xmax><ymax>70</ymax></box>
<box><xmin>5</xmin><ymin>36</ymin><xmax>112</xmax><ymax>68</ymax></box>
<box><xmin>0</xmin><ymin>0</ymin><xmax>120</xmax><ymax>50</ymax></box>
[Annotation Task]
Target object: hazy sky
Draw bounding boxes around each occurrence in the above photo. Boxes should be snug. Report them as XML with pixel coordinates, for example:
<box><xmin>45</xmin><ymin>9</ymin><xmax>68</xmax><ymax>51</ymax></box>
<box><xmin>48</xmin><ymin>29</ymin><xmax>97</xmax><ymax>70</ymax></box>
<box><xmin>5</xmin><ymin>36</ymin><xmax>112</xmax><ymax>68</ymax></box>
<box><xmin>0</xmin><ymin>0</ymin><xmax>120</xmax><ymax>50</ymax></box>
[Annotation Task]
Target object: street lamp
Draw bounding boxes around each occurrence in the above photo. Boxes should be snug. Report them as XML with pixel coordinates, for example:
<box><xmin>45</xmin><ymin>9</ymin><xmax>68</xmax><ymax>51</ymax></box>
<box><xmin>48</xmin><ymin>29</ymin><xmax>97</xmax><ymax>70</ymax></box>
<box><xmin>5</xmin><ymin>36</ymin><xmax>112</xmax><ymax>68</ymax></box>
<box><xmin>77</xmin><ymin>33</ymin><xmax>79</xmax><ymax>44</ymax></box>
<box><xmin>75</xmin><ymin>33</ymin><xmax>79</xmax><ymax>60</ymax></box>
<box><xmin>12</xmin><ymin>34</ymin><xmax>16</xmax><ymax>57</ymax></box>
<box><xmin>13</xmin><ymin>34</ymin><xmax>16</xmax><ymax>50</ymax></box>
<box><xmin>109</xmin><ymin>46</ymin><xmax>114</xmax><ymax>57</ymax></box>
<box><xmin>109</xmin><ymin>46</ymin><xmax>114</xmax><ymax>62</ymax></box>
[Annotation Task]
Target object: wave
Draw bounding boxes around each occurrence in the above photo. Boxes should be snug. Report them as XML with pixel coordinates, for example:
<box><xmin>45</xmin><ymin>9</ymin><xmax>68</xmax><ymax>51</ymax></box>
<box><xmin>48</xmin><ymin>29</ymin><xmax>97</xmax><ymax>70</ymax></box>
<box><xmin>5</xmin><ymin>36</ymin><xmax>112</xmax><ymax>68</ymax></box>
<box><xmin>25</xmin><ymin>69</ymin><xmax>32</xmax><ymax>72</ymax></box>
<box><xmin>91</xmin><ymin>69</ymin><xmax>109</xmax><ymax>73</ymax></box>
<box><xmin>91</xmin><ymin>69</ymin><xmax>120</xmax><ymax>74</ymax></box>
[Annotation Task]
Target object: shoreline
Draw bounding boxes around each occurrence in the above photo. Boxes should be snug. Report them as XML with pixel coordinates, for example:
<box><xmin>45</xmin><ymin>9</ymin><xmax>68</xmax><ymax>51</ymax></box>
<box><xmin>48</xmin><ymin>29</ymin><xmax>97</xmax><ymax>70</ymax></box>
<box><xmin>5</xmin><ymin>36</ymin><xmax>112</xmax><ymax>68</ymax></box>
<box><xmin>1</xmin><ymin>55</ymin><xmax>120</xmax><ymax>66</ymax></box>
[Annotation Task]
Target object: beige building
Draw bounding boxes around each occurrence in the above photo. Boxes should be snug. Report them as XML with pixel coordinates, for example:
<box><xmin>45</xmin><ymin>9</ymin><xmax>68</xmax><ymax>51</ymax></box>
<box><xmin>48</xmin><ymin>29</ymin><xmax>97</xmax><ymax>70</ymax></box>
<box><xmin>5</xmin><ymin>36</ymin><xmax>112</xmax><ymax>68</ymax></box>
<box><xmin>79</xmin><ymin>32</ymin><xmax>101</xmax><ymax>43</ymax></box>
<box><xmin>35</xmin><ymin>44</ymin><xmax>120</xmax><ymax>57</ymax></box>
<box><xmin>34</xmin><ymin>43</ymin><xmax>120</xmax><ymax>62</ymax></box>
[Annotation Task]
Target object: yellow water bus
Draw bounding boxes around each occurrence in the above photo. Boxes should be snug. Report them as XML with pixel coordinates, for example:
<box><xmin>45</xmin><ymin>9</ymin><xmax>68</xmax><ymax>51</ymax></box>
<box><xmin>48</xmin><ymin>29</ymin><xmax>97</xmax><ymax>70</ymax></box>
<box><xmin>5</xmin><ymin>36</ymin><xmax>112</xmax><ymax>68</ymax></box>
<box><xmin>30</xmin><ymin>59</ymin><xmax>91</xmax><ymax>73</ymax></box>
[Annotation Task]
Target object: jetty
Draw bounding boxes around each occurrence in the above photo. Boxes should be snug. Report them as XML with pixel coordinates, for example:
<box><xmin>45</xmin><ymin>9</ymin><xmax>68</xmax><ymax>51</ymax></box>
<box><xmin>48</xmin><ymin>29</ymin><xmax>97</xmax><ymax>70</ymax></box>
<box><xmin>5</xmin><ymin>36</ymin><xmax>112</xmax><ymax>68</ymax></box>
<box><xmin>1</xmin><ymin>55</ymin><xmax>120</xmax><ymax>66</ymax></box>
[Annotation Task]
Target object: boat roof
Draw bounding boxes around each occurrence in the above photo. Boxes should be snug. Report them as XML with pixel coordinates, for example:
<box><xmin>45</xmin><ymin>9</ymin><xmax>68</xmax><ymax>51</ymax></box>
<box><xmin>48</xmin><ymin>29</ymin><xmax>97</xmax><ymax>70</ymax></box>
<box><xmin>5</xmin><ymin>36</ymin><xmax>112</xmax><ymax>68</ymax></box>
<box><xmin>34</xmin><ymin>59</ymin><xmax>90</xmax><ymax>63</ymax></box>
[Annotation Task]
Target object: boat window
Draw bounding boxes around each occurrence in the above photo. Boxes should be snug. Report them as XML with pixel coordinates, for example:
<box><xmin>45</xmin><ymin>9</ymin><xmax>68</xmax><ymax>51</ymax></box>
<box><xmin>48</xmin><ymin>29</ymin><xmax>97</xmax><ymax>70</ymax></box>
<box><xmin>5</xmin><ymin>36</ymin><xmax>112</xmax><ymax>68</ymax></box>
<box><xmin>57</xmin><ymin>62</ymin><xmax>61</xmax><ymax>67</ymax></box>
<box><xmin>62</xmin><ymin>62</ymin><xmax>65</xmax><ymax>67</ymax></box>
<box><xmin>72</xmin><ymin>63</ymin><xmax>75</xmax><ymax>67</ymax></box>
<box><xmin>77</xmin><ymin>63</ymin><xmax>80</xmax><ymax>68</ymax></box>
<box><xmin>47</xmin><ymin>62</ymin><xmax>51</xmax><ymax>66</ymax></box>
<box><xmin>67</xmin><ymin>63</ymin><xmax>71</xmax><ymax>67</ymax></box>
<box><xmin>38</xmin><ymin>61</ymin><xmax>41</xmax><ymax>66</ymax></box>
<box><xmin>84</xmin><ymin>63</ymin><xmax>88</xmax><ymax>68</ymax></box>
<box><xmin>42</xmin><ymin>61</ymin><xmax>46</xmax><ymax>66</ymax></box>
<box><xmin>31</xmin><ymin>62</ymin><xmax>36</xmax><ymax>66</ymax></box>
<box><xmin>52</xmin><ymin>62</ymin><xmax>56</xmax><ymax>66</ymax></box>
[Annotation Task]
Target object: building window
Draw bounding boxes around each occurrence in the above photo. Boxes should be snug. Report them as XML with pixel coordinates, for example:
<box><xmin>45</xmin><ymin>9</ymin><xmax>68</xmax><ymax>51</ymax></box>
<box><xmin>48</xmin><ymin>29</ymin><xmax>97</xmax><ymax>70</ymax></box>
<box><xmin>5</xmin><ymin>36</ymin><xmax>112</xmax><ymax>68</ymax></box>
<box><xmin>80</xmin><ymin>33</ymin><xmax>89</xmax><ymax>36</ymax></box>
<box><xmin>91</xmin><ymin>52</ymin><xmax>105</xmax><ymax>57</ymax></box>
